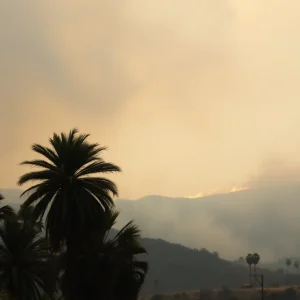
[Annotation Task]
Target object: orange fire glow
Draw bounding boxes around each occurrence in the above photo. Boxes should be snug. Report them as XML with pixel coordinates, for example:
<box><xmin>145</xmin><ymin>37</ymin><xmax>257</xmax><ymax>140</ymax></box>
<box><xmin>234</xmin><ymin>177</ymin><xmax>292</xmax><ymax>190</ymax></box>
<box><xmin>229</xmin><ymin>185</ymin><xmax>249</xmax><ymax>193</ymax></box>
<box><xmin>185</xmin><ymin>185</ymin><xmax>250</xmax><ymax>199</ymax></box>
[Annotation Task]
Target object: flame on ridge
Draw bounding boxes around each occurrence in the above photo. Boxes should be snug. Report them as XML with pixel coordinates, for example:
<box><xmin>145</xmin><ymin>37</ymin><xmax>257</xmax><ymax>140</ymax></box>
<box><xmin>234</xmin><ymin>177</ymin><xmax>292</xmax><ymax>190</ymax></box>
<box><xmin>185</xmin><ymin>185</ymin><xmax>250</xmax><ymax>199</ymax></box>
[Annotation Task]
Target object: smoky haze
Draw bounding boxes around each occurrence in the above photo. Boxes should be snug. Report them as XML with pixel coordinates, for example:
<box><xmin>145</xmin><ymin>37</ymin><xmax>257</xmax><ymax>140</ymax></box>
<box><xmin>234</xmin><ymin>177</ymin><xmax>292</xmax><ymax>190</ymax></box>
<box><xmin>1</xmin><ymin>1</ymin><xmax>300</xmax><ymax>199</ymax></box>
<box><xmin>2</xmin><ymin>184</ymin><xmax>300</xmax><ymax>261</ymax></box>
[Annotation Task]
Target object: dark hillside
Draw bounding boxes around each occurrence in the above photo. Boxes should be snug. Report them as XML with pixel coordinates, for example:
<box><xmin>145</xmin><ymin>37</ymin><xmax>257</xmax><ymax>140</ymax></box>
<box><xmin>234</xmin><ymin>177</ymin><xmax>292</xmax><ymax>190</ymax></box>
<box><xmin>140</xmin><ymin>238</ymin><xmax>300</xmax><ymax>294</ymax></box>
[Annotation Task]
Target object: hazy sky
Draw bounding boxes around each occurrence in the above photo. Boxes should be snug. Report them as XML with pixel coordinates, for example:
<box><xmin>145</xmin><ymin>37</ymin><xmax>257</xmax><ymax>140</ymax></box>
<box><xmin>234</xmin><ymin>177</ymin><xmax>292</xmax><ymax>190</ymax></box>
<box><xmin>2</xmin><ymin>1</ymin><xmax>300</xmax><ymax>199</ymax></box>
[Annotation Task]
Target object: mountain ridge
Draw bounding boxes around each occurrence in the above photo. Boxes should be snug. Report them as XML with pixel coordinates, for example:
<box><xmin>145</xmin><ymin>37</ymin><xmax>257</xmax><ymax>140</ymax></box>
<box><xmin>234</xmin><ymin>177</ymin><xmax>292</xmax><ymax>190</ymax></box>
<box><xmin>2</xmin><ymin>185</ymin><xmax>300</xmax><ymax>260</ymax></box>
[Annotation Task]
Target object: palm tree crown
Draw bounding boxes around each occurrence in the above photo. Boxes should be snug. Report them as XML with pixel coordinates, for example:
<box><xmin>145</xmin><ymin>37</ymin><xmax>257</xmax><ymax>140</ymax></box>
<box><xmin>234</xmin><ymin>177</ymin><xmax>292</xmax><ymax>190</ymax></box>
<box><xmin>252</xmin><ymin>253</ymin><xmax>260</xmax><ymax>275</ymax></box>
<box><xmin>18</xmin><ymin>129</ymin><xmax>121</xmax><ymax>251</ymax></box>
<box><xmin>246</xmin><ymin>253</ymin><xmax>253</xmax><ymax>266</ymax></box>
<box><xmin>252</xmin><ymin>253</ymin><xmax>260</xmax><ymax>265</ymax></box>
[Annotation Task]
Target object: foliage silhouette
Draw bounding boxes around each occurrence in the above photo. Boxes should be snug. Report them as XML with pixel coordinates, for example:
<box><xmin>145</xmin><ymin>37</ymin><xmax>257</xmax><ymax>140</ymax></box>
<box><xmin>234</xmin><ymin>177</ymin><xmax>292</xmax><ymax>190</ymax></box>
<box><xmin>60</xmin><ymin>209</ymin><xmax>148</xmax><ymax>300</ymax></box>
<box><xmin>18</xmin><ymin>129</ymin><xmax>121</xmax><ymax>252</ymax></box>
<box><xmin>0</xmin><ymin>210</ymin><xmax>50</xmax><ymax>300</ymax></box>
<box><xmin>285</xmin><ymin>258</ymin><xmax>292</xmax><ymax>267</ymax></box>
<box><xmin>246</xmin><ymin>253</ymin><xmax>253</xmax><ymax>284</ymax></box>
<box><xmin>0</xmin><ymin>193</ymin><xmax>15</xmax><ymax>221</ymax></box>
<box><xmin>252</xmin><ymin>253</ymin><xmax>260</xmax><ymax>275</ymax></box>
<box><xmin>15</xmin><ymin>129</ymin><xmax>150</xmax><ymax>300</ymax></box>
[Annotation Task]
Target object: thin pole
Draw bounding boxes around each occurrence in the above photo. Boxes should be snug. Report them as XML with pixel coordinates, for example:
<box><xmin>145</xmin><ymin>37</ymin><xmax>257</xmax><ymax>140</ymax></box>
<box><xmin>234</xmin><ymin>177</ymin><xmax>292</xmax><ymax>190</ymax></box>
<box><xmin>261</xmin><ymin>275</ymin><xmax>264</xmax><ymax>300</ymax></box>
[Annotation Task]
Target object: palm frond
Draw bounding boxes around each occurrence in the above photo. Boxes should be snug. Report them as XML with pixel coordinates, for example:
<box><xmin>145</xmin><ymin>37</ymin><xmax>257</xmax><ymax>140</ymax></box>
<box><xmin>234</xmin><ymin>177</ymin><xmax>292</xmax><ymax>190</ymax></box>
<box><xmin>85</xmin><ymin>145</ymin><xmax>107</xmax><ymax>162</ymax></box>
<box><xmin>20</xmin><ymin>182</ymin><xmax>46</xmax><ymax>197</ymax></box>
<box><xmin>76</xmin><ymin>161</ymin><xmax>121</xmax><ymax>178</ymax></box>
<box><xmin>21</xmin><ymin>182</ymin><xmax>58</xmax><ymax>212</ymax></box>
<box><xmin>115</xmin><ymin>220</ymin><xmax>141</xmax><ymax>242</ymax></box>
<box><xmin>105</xmin><ymin>209</ymin><xmax>120</xmax><ymax>231</ymax></box>
<box><xmin>20</xmin><ymin>160</ymin><xmax>59</xmax><ymax>173</ymax></box>
<box><xmin>0</xmin><ymin>218</ymin><xmax>51</xmax><ymax>300</ymax></box>
<box><xmin>81</xmin><ymin>177</ymin><xmax>119</xmax><ymax>197</ymax></box>
<box><xmin>31</xmin><ymin>144</ymin><xmax>60</xmax><ymax>166</ymax></box>
<box><xmin>18</xmin><ymin>170</ymin><xmax>59</xmax><ymax>186</ymax></box>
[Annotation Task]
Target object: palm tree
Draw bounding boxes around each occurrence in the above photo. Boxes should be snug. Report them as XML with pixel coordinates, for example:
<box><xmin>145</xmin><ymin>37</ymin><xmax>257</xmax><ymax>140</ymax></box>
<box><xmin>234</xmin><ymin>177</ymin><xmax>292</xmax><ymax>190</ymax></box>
<box><xmin>18</xmin><ymin>129</ymin><xmax>121</xmax><ymax>252</ymax></box>
<box><xmin>246</xmin><ymin>253</ymin><xmax>253</xmax><ymax>285</ymax></box>
<box><xmin>294</xmin><ymin>261</ymin><xmax>299</xmax><ymax>269</ymax></box>
<box><xmin>0</xmin><ymin>193</ymin><xmax>15</xmax><ymax>221</ymax></box>
<box><xmin>113</xmin><ymin>219</ymin><xmax>148</xmax><ymax>300</ymax></box>
<box><xmin>60</xmin><ymin>209</ymin><xmax>148</xmax><ymax>300</ymax></box>
<box><xmin>252</xmin><ymin>253</ymin><xmax>260</xmax><ymax>276</ymax></box>
<box><xmin>0</xmin><ymin>213</ymin><xmax>50</xmax><ymax>300</ymax></box>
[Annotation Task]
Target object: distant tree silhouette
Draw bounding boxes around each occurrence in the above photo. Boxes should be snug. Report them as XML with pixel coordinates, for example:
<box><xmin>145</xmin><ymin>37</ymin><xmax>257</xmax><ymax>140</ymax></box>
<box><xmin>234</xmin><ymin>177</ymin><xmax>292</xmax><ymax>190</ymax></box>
<box><xmin>0</xmin><ymin>193</ymin><xmax>14</xmax><ymax>220</ymax></box>
<box><xmin>246</xmin><ymin>253</ymin><xmax>253</xmax><ymax>285</ymax></box>
<box><xmin>294</xmin><ymin>261</ymin><xmax>299</xmax><ymax>269</ymax></box>
<box><xmin>286</xmin><ymin>258</ymin><xmax>292</xmax><ymax>268</ymax></box>
<box><xmin>252</xmin><ymin>253</ymin><xmax>260</xmax><ymax>275</ymax></box>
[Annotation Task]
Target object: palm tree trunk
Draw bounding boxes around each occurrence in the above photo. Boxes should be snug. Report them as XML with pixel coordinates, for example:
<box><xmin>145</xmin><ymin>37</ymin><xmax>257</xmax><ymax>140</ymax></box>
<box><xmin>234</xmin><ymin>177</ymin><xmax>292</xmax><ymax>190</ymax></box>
<box><xmin>249</xmin><ymin>265</ymin><xmax>252</xmax><ymax>285</ymax></box>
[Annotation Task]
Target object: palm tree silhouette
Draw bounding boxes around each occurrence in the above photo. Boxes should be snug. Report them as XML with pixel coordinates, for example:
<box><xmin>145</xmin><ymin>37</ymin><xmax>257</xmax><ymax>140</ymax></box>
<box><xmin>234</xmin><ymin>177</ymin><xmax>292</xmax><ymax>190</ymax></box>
<box><xmin>60</xmin><ymin>209</ymin><xmax>148</xmax><ymax>300</ymax></box>
<box><xmin>286</xmin><ymin>258</ymin><xmax>292</xmax><ymax>268</ymax></box>
<box><xmin>18</xmin><ymin>129</ymin><xmax>121</xmax><ymax>252</ymax></box>
<box><xmin>0</xmin><ymin>212</ymin><xmax>50</xmax><ymax>300</ymax></box>
<box><xmin>246</xmin><ymin>253</ymin><xmax>254</xmax><ymax>285</ymax></box>
<box><xmin>0</xmin><ymin>193</ymin><xmax>14</xmax><ymax>220</ymax></box>
<box><xmin>252</xmin><ymin>253</ymin><xmax>260</xmax><ymax>276</ymax></box>
<box><xmin>112</xmin><ymin>219</ymin><xmax>149</xmax><ymax>300</ymax></box>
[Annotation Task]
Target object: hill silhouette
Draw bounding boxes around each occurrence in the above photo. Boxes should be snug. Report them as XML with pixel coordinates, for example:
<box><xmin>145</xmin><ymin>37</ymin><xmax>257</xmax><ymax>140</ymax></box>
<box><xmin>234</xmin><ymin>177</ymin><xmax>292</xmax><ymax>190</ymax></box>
<box><xmin>140</xmin><ymin>238</ymin><xmax>300</xmax><ymax>294</ymax></box>
<box><xmin>107</xmin><ymin>228</ymin><xmax>300</xmax><ymax>294</ymax></box>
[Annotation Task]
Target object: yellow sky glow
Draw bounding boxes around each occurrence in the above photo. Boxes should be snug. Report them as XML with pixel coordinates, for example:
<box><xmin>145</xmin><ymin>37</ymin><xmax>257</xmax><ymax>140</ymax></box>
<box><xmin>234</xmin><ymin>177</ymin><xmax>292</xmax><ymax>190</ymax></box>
<box><xmin>1</xmin><ymin>1</ymin><xmax>300</xmax><ymax>199</ymax></box>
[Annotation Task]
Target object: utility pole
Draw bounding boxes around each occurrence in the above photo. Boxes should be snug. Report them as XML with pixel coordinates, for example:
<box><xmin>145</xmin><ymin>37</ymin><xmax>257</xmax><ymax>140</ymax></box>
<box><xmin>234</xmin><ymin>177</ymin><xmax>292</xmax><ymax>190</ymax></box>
<box><xmin>261</xmin><ymin>275</ymin><xmax>264</xmax><ymax>300</ymax></box>
<box><xmin>252</xmin><ymin>274</ymin><xmax>264</xmax><ymax>300</ymax></box>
